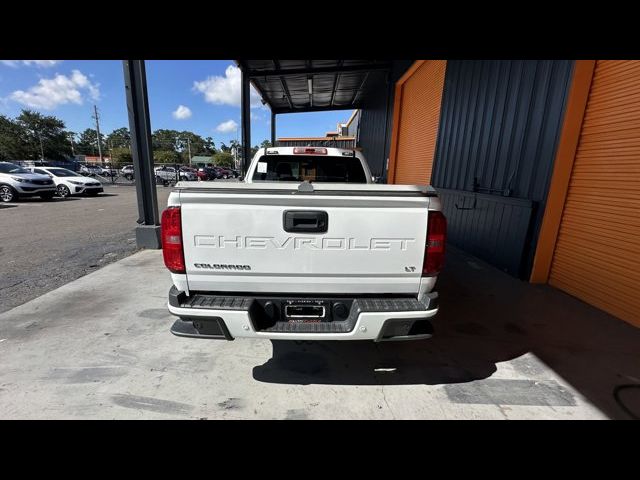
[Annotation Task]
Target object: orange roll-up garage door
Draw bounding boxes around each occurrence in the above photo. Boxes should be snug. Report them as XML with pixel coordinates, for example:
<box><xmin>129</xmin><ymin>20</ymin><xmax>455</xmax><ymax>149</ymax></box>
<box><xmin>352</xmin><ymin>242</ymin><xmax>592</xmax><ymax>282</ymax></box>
<box><xmin>549</xmin><ymin>60</ymin><xmax>640</xmax><ymax>326</ymax></box>
<box><xmin>388</xmin><ymin>60</ymin><xmax>447</xmax><ymax>185</ymax></box>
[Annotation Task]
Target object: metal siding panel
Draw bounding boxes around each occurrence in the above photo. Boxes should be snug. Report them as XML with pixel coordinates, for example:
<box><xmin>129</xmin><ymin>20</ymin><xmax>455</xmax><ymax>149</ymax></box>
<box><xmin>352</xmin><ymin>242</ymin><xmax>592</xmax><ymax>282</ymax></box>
<box><xmin>465</xmin><ymin>61</ymin><xmax>488</xmax><ymax>192</ymax></box>
<box><xmin>437</xmin><ymin>189</ymin><xmax>534</xmax><ymax>275</ymax></box>
<box><xmin>549</xmin><ymin>60</ymin><xmax>640</xmax><ymax>327</ymax></box>
<box><xmin>429</xmin><ymin>60</ymin><xmax>573</xmax><ymax>278</ymax></box>
<box><xmin>433</xmin><ymin>64</ymin><xmax>456</xmax><ymax>188</ymax></box>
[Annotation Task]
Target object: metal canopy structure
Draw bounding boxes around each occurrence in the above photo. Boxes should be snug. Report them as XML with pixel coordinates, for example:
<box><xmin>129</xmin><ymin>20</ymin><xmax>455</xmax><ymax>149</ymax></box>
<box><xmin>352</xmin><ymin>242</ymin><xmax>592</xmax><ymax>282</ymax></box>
<box><xmin>237</xmin><ymin>60</ymin><xmax>391</xmax><ymax>114</ymax></box>
<box><xmin>235</xmin><ymin>60</ymin><xmax>391</xmax><ymax>173</ymax></box>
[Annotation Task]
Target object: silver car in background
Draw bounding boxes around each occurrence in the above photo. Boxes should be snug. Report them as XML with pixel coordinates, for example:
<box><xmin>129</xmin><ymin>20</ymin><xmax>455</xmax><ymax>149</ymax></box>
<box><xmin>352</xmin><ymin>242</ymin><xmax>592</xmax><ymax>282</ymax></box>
<box><xmin>0</xmin><ymin>162</ymin><xmax>56</xmax><ymax>202</ymax></box>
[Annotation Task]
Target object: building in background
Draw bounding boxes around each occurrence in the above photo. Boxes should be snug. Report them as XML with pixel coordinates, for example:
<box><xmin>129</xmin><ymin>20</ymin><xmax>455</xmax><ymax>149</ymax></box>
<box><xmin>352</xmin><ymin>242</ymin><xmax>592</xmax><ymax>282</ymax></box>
<box><xmin>276</xmin><ymin>110</ymin><xmax>360</xmax><ymax>149</ymax></box>
<box><xmin>190</xmin><ymin>155</ymin><xmax>213</xmax><ymax>168</ymax></box>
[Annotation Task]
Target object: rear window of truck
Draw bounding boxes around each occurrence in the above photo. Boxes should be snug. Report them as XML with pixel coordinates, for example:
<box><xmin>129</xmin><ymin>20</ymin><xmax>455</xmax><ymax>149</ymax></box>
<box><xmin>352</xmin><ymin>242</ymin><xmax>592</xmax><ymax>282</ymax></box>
<box><xmin>252</xmin><ymin>155</ymin><xmax>367</xmax><ymax>183</ymax></box>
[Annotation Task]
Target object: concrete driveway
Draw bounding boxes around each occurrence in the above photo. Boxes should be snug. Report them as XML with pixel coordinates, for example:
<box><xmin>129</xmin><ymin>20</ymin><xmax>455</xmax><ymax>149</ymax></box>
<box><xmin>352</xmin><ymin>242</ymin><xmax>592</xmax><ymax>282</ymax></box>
<box><xmin>0</xmin><ymin>247</ymin><xmax>638</xmax><ymax>419</ymax></box>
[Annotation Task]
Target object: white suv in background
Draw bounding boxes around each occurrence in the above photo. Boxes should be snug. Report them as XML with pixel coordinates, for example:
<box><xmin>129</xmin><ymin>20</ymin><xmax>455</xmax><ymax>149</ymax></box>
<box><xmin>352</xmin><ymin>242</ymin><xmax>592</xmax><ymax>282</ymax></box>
<box><xmin>0</xmin><ymin>162</ymin><xmax>56</xmax><ymax>202</ymax></box>
<box><xmin>30</xmin><ymin>166</ymin><xmax>103</xmax><ymax>198</ymax></box>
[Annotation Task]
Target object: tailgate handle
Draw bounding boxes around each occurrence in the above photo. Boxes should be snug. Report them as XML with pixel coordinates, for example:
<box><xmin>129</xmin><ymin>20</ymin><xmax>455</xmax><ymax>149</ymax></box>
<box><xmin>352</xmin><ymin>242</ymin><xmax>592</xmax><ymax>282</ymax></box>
<box><xmin>283</xmin><ymin>210</ymin><xmax>328</xmax><ymax>233</ymax></box>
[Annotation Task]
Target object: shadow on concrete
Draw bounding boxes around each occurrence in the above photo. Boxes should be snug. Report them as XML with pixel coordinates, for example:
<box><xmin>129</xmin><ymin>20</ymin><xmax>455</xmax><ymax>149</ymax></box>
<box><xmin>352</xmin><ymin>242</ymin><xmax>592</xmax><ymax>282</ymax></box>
<box><xmin>0</xmin><ymin>204</ymin><xmax>18</xmax><ymax>209</ymax></box>
<box><xmin>253</xmin><ymin>246</ymin><xmax>640</xmax><ymax>419</ymax></box>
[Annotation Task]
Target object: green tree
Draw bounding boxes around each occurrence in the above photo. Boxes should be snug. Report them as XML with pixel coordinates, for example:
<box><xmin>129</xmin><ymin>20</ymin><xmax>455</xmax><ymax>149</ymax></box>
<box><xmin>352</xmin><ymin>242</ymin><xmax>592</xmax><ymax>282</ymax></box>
<box><xmin>110</xmin><ymin>147</ymin><xmax>132</xmax><ymax>165</ymax></box>
<box><xmin>204</xmin><ymin>137</ymin><xmax>216</xmax><ymax>154</ymax></box>
<box><xmin>212</xmin><ymin>151</ymin><xmax>235</xmax><ymax>168</ymax></box>
<box><xmin>76</xmin><ymin>128</ymin><xmax>105</xmax><ymax>156</ymax></box>
<box><xmin>105</xmin><ymin>127</ymin><xmax>131</xmax><ymax>148</ymax></box>
<box><xmin>260</xmin><ymin>140</ymin><xmax>272</xmax><ymax>149</ymax></box>
<box><xmin>219</xmin><ymin>142</ymin><xmax>230</xmax><ymax>153</ymax></box>
<box><xmin>0</xmin><ymin>115</ymin><xmax>26</xmax><ymax>160</ymax></box>
<box><xmin>153</xmin><ymin>150</ymin><xmax>181</xmax><ymax>164</ymax></box>
<box><xmin>152</xmin><ymin>129</ymin><xmax>180</xmax><ymax>151</ymax></box>
<box><xmin>15</xmin><ymin>110</ymin><xmax>71</xmax><ymax>160</ymax></box>
<box><xmin>176</xmin><ymin>131</ymin><xmax>215</xmax><ymax>163</ymax></box>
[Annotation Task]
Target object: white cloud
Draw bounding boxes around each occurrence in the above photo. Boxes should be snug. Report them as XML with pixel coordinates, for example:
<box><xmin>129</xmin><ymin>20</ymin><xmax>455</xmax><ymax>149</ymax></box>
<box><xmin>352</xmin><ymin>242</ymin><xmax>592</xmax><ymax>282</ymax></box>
<box><xmin>172</xmin><ymin>104</ymin><xmax>192</xmax><ymax>120</ymax></box>
<box><xmin>9</xmin><ymin>69</ymin><xmax>100</xmax><ymax>110</ymax></box>
<box><xmin>1</xmin><ymin>60</ymin><xmax>61</xmax><ymax>68</ymax></box>
<box><xmin>215</xmin><ymin>119</ymin><xmax>238</xmax><ymax>133</ymax></box>
<box><xmin>193</xmin><ymin>64</ymin><xmax>262</xmax><ymax>108</ymax></box>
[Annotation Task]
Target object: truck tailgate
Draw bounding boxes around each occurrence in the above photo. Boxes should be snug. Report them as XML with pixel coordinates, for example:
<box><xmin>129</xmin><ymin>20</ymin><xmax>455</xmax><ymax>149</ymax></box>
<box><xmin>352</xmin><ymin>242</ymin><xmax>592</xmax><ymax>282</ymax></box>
<box><xmin>178</xmin><ymin>184</ymin><xmax>432</xmax><ymax>295</ymax></box>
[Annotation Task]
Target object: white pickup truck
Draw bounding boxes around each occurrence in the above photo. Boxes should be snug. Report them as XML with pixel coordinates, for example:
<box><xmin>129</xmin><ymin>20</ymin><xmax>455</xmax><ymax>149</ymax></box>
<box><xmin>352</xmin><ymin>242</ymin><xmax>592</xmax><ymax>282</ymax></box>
<box><xmin>162</xmin><ymin>146</ymin><xmax>446</xmax><ymax>342</ymax></box>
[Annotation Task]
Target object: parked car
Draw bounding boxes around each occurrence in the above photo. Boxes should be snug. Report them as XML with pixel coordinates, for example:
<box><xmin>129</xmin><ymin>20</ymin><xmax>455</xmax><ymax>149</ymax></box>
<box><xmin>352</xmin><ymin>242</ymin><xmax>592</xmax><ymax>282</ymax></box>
<box><xmin>205</xmin><ymin>166</ymin><xmax>229</xmax><ymax>179</ymax></box>
<box><xmin>216</xmin><ymin>167</ymin><xmax>235</xmax><ymax>179</ymax></box>
<box><xmin>196</xmin><ymin>167</ymin><xmax>208</xmax><ymax>181</ymax></box>
<box><xmin>79</xmin><ymin>164</ymin><xmax>103</xmax><ymax>176</ymax></box>
<box><xmin>162</xmin><ymin>146</ymin><xmax>446</xmax><ymax>343</ymax></box>
<box><xmin>30</xmin><ymin>166</ymin><xmax>103</xmax><ymax>197</ymax></box>
<box><xmin>196</xmin><ymin>166</ymin><xmax>218</xmax><ymax>181</ymax></box>
<box><xmin>178</xmin><ymin>166</ymin><xmax>198</xmax><ymax>181</ymax></box>
<box><xmin>153</xmin><ymin>165</ymin><xmax>198</xmax><ymax>183</ymax></box>
<box><xmin>97</xmin><ymin>165</ymin><xmax>118</xmax><ymax>177</ymax></box>
<box><xmin>120</xmin><ymin>165</ymin><xmax>134</xmax><ymax>180</ymax></box>
<box><xmin>0</xmin><ymin>161</ymin><xmax>56</xmax><ymax>202</ymax></box>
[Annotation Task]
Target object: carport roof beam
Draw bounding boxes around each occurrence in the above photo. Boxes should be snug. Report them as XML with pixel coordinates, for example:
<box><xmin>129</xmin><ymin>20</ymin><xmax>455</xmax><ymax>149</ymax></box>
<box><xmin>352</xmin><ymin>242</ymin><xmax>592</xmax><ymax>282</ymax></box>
<box><xmin>236</xmin><ymin>60</ymin><xmax>391</xmax><ymax>114</ymax></box>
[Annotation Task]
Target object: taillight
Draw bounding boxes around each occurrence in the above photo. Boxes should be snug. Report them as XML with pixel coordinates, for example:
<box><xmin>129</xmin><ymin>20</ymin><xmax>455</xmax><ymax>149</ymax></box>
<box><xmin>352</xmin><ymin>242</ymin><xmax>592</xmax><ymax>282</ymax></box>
<box><xmin>423</xmin><ymin>210</ymin><xmax>447</xmax><ymax>276</ymax></box>
<box><xmin>293</xmin><ymin>147</ymin><xmax>327</xmax><ymax>155</ymax></box>
<box><xmin>161</xmin><ymin>206</ymin><xmax>185</xmax><ymax>274</ymax></box>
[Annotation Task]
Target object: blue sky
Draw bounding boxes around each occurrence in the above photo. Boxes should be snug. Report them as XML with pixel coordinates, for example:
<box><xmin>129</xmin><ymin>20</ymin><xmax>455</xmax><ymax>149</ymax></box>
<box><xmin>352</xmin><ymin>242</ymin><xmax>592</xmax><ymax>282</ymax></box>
<box><xmin>0</xmin><ymin>60</ymin><xmax>354</xmax><ymax>147</ymax></box>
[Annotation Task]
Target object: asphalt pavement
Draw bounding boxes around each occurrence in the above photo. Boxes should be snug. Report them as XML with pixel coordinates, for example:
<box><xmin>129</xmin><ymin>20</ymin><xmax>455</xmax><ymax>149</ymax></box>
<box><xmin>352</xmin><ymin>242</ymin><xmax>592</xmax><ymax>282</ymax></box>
<box><xmin>0</xmin><ymin>184</ymin><xmax>172</xmax><ymax>313</ymax></box>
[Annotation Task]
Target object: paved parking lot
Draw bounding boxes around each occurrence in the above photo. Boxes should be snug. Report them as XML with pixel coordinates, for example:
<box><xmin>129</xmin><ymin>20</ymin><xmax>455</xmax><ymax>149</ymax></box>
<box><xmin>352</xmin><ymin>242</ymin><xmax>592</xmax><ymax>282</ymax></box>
<box><xmin>0</xmin><ymin>185</ymin><xmax>171</xmax><ymax>313</ymax></box>
<box><xmin>1</xmin><ymin>245</ymin><xmax>638</xmax><ymax>419</ymax></box>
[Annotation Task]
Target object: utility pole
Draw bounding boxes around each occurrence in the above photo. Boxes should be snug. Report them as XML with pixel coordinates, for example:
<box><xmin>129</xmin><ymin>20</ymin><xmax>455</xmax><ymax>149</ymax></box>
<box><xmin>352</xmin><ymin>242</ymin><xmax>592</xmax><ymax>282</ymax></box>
<box><xmin>177</xmin><ymin>137</ymin><xmax>193</xmax><ymax>166</ymax></box>
<box><xmin>38</xmin><ymin>131</ymin><xmax>44</xmax><ymax>160</ymax></box>
<box><xmin>68</xmin><ymin>133</ymin><xmax>75</xmax><ymax>156</ymax></box>
<box><xmin>92</xmin><ymin>105</ymin><xmax>104</xmax><ymax>165</ymax></box>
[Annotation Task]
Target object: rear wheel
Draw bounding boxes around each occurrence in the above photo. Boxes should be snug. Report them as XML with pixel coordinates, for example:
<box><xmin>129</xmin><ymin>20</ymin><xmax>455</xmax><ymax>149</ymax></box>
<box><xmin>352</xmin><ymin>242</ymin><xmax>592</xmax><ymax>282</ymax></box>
<box><xmin>57</xmin><ymin>184</ymin><xmax>71</xmax><ymax>198</ymax></box>
<box><xmin>0</xmin><ymin>185</ymin><xmax>17</xmax><ymax>203</ymax></box>
<box><xmin>40</xmin><ymin>192</ymin><xmax>55</xmax><ymax>201</ymax></box>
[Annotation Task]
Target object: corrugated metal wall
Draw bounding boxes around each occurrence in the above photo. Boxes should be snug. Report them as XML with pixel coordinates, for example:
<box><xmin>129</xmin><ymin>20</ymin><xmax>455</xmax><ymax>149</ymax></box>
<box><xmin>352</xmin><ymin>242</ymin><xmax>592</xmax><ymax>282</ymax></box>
<box><xmin>357</xmin><ymin>61</ymin><xmax>413</xmax><ymax>178</ymax></box>
<box><xmin>432</xmin><ymin>60</ymin><xmax>574</xmax><ymax>277</ymax></box>
<box><xmin>438</xmin><ymin>189</ymin><xmax>535</xmax><ymax>274</ymax></box>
